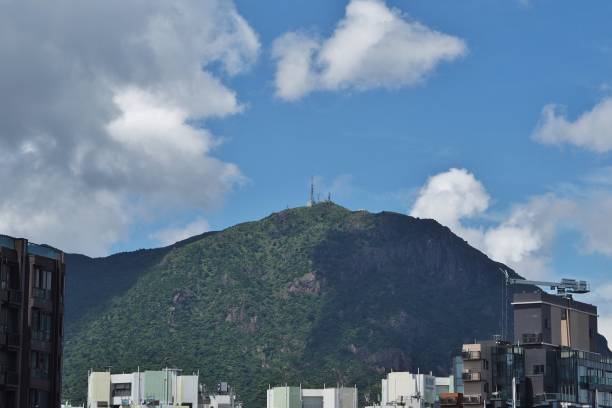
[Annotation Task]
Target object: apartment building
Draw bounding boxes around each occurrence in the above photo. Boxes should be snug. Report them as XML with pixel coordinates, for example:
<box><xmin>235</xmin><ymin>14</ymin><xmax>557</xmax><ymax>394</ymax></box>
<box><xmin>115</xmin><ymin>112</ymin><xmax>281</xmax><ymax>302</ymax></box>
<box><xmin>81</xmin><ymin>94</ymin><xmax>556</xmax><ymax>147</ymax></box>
<box><xmin>460</xmin><ymin>290</ymin><xmax>612</xmax><ymax>407</ymax></box>
<box><xmin>0</xmin><ymin>234</ymin><xmax>65</xmax><ymax>408</ymax></box>
<box><xmin>266</xmin><ymin>386</ymin><xmax>357</xmax><ymax>408</ymax></box>
<box><xmin>87</xmin><ymin>369</ymin><xmax>199</xmax><ymax>408</ymax></box>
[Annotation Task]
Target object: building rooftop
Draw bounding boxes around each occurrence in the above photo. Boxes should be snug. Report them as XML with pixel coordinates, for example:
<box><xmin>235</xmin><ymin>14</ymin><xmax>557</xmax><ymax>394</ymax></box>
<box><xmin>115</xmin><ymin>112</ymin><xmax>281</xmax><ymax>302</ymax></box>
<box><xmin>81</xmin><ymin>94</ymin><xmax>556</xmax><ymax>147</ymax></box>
<box><xmin>512</xmin><ymin>291</ymin><xmax>597</xmax><ymax>316</ymax></box>
<box><xmin>0</xmin><ymin>233</ymin><xmax>63</xmax><ymax>260</ymax></box>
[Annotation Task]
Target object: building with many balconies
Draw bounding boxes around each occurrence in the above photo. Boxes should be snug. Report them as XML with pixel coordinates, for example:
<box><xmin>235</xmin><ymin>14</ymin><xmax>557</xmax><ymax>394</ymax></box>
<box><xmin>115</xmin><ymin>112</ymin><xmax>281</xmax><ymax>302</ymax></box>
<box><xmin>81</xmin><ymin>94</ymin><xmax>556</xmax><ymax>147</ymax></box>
<box><xmin>460</xmin><ymin>290</ymin><xmax>612</xmax><ymax>407</ymax></box>
<box><xmin>0</xmin><ymin>234</ymin><xmax>65</xmax><ymax>408</ymax></box>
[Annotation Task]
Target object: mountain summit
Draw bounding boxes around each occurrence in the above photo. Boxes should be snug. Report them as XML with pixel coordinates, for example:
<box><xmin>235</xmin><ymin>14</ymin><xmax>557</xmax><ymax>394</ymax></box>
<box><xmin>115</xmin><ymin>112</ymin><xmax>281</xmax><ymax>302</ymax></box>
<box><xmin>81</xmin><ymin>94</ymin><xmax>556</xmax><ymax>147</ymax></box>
<box><xmin>63</xmin><ymin>203</ymin><xmax>517</xmax><ymax>405</ymax></box>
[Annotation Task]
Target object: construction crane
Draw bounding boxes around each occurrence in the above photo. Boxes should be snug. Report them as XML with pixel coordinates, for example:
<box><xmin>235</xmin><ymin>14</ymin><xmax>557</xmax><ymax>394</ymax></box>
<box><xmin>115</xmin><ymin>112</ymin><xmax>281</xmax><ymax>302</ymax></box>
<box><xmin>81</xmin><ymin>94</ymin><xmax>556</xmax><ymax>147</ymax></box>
<box><xmin>505</xmin><ymin>275</ymin><xmax>590</xmax><ymax>297</ymax></box>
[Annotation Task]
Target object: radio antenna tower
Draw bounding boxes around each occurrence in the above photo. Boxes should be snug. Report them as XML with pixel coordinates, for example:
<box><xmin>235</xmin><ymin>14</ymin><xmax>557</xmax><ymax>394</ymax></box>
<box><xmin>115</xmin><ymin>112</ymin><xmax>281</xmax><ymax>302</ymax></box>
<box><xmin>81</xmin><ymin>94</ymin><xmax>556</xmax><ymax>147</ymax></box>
<box><xmin>308</xmin><ymin>177</ymin><xmax>315</xmax><ymax>207</ymax></box>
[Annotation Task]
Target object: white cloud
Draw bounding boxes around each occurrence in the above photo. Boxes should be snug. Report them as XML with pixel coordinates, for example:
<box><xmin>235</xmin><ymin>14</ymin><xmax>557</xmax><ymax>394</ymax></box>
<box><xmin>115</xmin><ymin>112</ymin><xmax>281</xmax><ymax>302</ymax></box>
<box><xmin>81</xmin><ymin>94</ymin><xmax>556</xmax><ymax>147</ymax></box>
<box><xmin>588</xmin><ymin>284</ymin><xmax>612</xmax><ymax>343</ymax></box>
<box><xmin>150</xmin><ymin>218</ymin><xmax>210</xmax><ymax>247</ymax></box>
<box><xmin>533</xmin><ymin>98</ymin><xmax>612</xmax><ymax>152</ymax></box>
<box><xmin>410</xmin><ymin>168</ymin><xmax>489</xmax><ymax>229</ymax></box>
<box><xmin>0</xmin><ymin>0</ymin><xmax>259</xmax><ymax>255</ymax></box>
<box><xmin>272</xmin><ymin>0</ymin><xmax>467</xmax><ymax>100</ymax></box>
<box><xmin>409</xmin><ymin>168</ymin><xmax>550</xmax><ymax>278</ymax></box>
<box><xmin>410</xmin><ymin>169</ymin><xmax>612</xmax><ymax>280</ymax></box>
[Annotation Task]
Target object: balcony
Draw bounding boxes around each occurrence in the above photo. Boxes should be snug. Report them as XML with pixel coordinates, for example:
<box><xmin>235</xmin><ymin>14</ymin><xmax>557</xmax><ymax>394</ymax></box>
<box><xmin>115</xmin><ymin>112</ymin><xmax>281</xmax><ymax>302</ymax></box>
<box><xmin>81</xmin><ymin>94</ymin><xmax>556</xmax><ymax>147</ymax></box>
<box><xmin>533</xmin><ymin>393</ymin><xmax>560</xmax><ymax>405</ymax></box>
<box><xmin>462</xmin><ymin>394</ymin><xmax>482</xmax><ymax>405</ymax></box>
<box><xmin>32</xmin><ymin>287</ymin><xmax>52</xmax><ymax>301</ymax></box>
<box><xmin>521</xmin><ymin>332</ymin><xmax>543</xmax><ymax>344</ymax></box>
<box><xmin>7</xmin><ymin>290</ymin><xmax>22</xmax><ymax>304</ymax></box>
<box><xmin>31</xmin><ymin>367</ymin><xmax>49</xmax><ymax>380</ymax></box>
<box><xmin>32</xmin><ymin>330</ymin><xmax>51</xmax><ymax>343</ymax></box>
<box><xmin>580</xmin><ymin>376</ymin><xmax>612</xmax><ymax>388</ymax></box>
<box><xmin>31</xmin><ymin>330</ymin><xmax>52</xmax><ymax>351</ymax></box>
<box><xmin>7</xmin><ymin>333</ymin><xmax>20</xmax><ymax>348</ymax></box>
<box><xmin>462</xmin><ymin>350</ymin><xmax>482</xmax><ymax>360</ymax></box>
<box><xmin>0</xmin><ymin>325</ymin><xmax>7</xmax><ymax>347</ymax></box>
<box><xmin>0</xmin><ymin>366</ymin><xmax>19</xmax><ymax>386</ymax></box>
<box><xmin>462</xmin><ymin>371</ymin><xmax>482</xmax><ymax>381</ymax></box>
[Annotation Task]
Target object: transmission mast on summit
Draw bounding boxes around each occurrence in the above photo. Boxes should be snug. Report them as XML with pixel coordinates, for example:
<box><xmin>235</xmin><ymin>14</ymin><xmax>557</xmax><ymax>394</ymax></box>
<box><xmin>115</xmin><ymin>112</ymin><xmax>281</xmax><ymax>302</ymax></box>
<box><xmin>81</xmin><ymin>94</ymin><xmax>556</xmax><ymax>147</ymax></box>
<box><xmin>308</xmin><ymin>177</ymin><xmax>315</xmax><ymax>207</ymax></box>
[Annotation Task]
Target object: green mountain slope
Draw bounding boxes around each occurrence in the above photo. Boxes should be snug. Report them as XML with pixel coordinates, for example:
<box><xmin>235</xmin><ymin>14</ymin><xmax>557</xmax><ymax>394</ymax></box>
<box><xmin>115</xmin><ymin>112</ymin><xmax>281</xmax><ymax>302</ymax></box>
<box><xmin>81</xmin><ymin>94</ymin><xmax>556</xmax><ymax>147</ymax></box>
<box><xmin>62</xmin><ymin>203</ymin><xmax>518</xmax><ymax>406</ymax></box>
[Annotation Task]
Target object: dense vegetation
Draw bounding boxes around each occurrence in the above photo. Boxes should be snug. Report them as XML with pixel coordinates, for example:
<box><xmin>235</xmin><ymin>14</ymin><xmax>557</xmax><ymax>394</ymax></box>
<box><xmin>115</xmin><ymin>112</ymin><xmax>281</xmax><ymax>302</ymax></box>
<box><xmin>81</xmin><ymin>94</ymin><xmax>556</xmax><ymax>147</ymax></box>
<box><xmin>62</xmin><ymin>203</ymin><xmax>518</xmax><ymax>406</ymax></box>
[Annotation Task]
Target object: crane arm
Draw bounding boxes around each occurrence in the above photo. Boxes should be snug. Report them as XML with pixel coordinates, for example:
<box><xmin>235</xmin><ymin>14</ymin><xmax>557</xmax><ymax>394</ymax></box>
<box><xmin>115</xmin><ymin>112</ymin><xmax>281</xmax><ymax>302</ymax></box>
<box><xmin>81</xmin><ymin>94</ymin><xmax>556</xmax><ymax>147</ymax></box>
<box><xmin>507</xmin><ymin>277</ymin><xmax>589</xmax><ymax>294</ymax></box>
<box><xmin>508</xmin><ymin>279</ymin><xmax>562</xmax><ymax>288</ymax></box>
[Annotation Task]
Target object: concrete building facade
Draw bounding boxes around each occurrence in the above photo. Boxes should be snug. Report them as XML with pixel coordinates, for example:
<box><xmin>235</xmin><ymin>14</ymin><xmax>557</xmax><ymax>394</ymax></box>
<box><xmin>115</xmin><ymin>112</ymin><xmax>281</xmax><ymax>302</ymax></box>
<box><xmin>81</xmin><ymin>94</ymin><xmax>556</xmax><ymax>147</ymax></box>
<box><xmin>460</xmin><ymin>290</ymin><xmax>612</xmax><ymax>407</ymax></box>
<box><xmin>87</xmin><ymin>369</ymin><xmax>199</xmax><ymax>408</ymax></box>
<box><xmin>381</xmin><ymin>372</ymin><xmax>437</xmax><ymax>408</ymax></box>
<box><xmin>266</xmin><ymin>386</ymin><xmax>357</xmax><ymax>408</ymax></box>
<box><xmin>0</xmin><ymin>234</ymin><xmax>65</xmax><ymax>408</ymax></box>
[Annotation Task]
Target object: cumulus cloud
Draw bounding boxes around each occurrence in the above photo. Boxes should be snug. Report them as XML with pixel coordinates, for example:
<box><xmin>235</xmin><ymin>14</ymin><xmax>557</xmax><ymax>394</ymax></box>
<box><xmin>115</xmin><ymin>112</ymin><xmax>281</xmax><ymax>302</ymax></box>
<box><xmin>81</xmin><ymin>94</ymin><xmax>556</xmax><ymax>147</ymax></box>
<box><xmin>410</xmin><ymin>168</ymin><xmax>489</xmax><ymax>229</ymax></box>
<box><xmin>150</xmin><ymin>218</ymin><xmax>210</xmax><ymax>247</ymax></box>
<box><xmin>0</xmin><ymin>0</ymin><xmax>259</xmax><ymax>255</ymax></box>
<box><xmin>533</xmin><ymin>98</ymin><xmax>612</xmax><ymax>152</ymax></box>
<box><xmin>410</xmin><ymin>169</ymin><xmax>612</xmax><ymax>280</ymax></box>
<box><xmin>272</xmin><ymin>0</ymin><xmax>467</xmax><ymax>100</ymax></box>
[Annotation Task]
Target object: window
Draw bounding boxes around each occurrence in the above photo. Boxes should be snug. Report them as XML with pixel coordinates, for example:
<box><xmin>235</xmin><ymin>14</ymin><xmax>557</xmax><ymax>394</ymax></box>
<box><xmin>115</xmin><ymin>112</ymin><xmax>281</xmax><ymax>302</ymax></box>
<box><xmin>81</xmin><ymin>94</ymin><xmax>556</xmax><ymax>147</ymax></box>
<box><xmin>0</xmin><ymin>307</ymin><xmax>7</xmax><ymax>333</ymax></box>
<box><xmin>32</xmin><ymin>269</ymin><xmax>52</xmax><ymax>300</ymax></box>
<box><xmin>533</xmin><ymin>365</ymin><xmax>545</xmax><ymax>375</ymax></box>
<box><xmin>31</xmin><ymin>351</ymin><xmax>50</xmax><ymax>379</ymax></box>
<box><xmin>31</xmin><ymin>309</ymin><xmax>52</xmax><ymax>342</ymax></box>
<box><xmin>2</xmin><ymin>262</ymin><xmax>20</xmax><ymax>290</ymax></box>
<box><xmin>33</xmin><ymin>269</ymin><xmax>52</xmax><ymax>290</ymax></box>
<box><xmin>30</xmin><ymin>389</ymin><xmax>50</xmax><ymax>408</ymax></box>
<box><xmin>0</xmin><ymin>262</ymin><xmax>7</xmax><ymax>289</ymax></box>
<box><xmin>544</xmin><ymin>318</ymin><xmax>549</xmax><ymax>329</ymax></box>
<box><xmin>111</xmin><ymin>383</ymin><xmax>132</xmax><ymax>397</ymax></box>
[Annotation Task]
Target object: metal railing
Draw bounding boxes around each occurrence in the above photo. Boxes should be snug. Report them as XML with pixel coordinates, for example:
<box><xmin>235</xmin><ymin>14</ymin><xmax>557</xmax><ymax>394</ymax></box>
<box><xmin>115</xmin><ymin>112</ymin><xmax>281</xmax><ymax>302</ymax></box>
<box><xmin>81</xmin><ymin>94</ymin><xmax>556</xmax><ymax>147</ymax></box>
<box><xmin>7</xmin><ymin>333</ymin><xmax>20</xmax><ymax>347</ymax></box>
<box><xmin>462</xmin><ymin>394</ymin><xmax>482</xmax><ymax>404</ymax></box>
<box><xmin>31</xmin><ymin>367</ymin><xmax>49</xmax><ymax>379</ymax></box>
<box><xmin>31</xmin><ymin>330</ymin><xmax>52</xmax><ymax>343</ymax></box>
<box><xmin>32</xmin><ymin>287</ymin><xmax>52</xmax><ymax>301</ymax></box>
<box><xmin>0</xmin><ymin>365</ymin><xmax>19</xmax><ymax>386</ymax></box>
<box><xmin>462</xmin><ymin>350</ymin><xmax>482</xmax><ymax>360</ymax></box>
<box><xmin>521</xmin><ymin>332</ymin><xmax>543</xmax><ymax>344</ymax></box>
<box><xmin>580</xmin><ymin>376</ymin><xmax>612</xmax><ymax>387</ymax></box>
<box><xmin>8</xmin><ymin>290</ymin><xmax>22</xmax><ymax>303</ymax></box>
<box><xmin>533</xmin><ymin>393</ymin><xmax>560</xmax><ymax>404</ymax></box>
<box><xmin>462</xmin><ymin>371</ymin><xmax>482</xmax><ymax>381</ymax></box>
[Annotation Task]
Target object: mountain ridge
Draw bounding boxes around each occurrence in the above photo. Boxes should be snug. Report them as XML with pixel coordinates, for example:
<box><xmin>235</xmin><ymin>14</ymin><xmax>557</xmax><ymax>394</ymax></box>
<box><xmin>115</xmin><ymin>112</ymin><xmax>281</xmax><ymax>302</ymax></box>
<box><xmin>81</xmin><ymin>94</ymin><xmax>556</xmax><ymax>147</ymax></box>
<box><xmin>60</xmin><ymin>203</ymin><xmax>605</xmax><ymax>406</ymax></box>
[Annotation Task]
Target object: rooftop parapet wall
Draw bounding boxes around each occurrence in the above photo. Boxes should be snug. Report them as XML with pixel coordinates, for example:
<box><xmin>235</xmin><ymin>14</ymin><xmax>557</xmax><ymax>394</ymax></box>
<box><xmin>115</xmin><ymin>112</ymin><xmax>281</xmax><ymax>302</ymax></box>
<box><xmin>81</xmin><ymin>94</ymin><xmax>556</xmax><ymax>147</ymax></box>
<box><xmin>513</xmin><ymin>291</ymin><xmax>597</xmax><ymax>316</ymax></box>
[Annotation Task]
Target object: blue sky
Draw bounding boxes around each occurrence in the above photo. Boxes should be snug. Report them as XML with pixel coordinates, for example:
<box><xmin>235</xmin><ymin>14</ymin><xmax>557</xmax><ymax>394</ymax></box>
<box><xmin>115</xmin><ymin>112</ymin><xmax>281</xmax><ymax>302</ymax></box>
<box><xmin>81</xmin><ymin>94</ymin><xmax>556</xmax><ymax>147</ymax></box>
<box><xmin>2</xmin><ymin>0</ymin><xmax>612</xmax><ymax>334</ymax></box>
<box><xmin>188</xmin><ymin>0</ymin><xmax>611</xmax><ymax>280</ymax></box>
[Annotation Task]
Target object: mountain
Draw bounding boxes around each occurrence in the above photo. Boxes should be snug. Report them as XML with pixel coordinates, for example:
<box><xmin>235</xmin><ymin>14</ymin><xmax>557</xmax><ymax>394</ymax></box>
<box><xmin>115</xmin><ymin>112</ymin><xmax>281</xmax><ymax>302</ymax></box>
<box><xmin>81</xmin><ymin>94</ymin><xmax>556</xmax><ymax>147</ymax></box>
<box><xmin>62</xmin><ymin>203</ymin><xmax>521</xmax><ymax>405</ymax></box>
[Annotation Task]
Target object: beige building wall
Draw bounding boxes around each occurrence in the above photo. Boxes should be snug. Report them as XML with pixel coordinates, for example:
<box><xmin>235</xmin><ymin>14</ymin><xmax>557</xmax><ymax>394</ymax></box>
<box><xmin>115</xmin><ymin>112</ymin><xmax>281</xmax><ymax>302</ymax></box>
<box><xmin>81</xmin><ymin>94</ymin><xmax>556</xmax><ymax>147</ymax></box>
<box><xmin>87</xmin><ymin>372</ymin><xmax>111</xmax><ymax>408</ymax></box>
